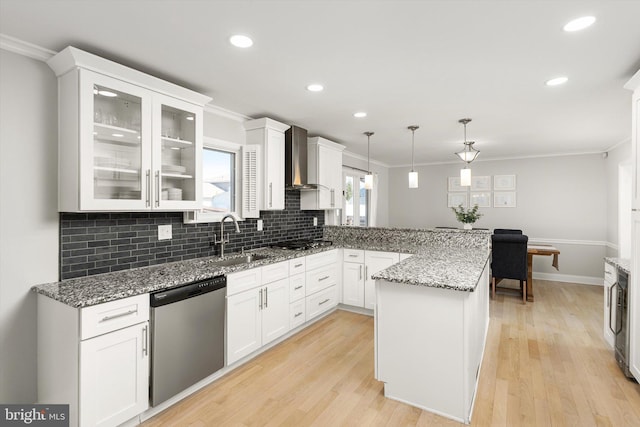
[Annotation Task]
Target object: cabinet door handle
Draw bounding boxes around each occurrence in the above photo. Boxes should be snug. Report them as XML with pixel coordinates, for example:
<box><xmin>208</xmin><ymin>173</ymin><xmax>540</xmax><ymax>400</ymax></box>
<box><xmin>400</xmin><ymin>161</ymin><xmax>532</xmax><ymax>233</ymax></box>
<box><xmin>319</xmin><ymin>298</ymin><xmax>330</xmax><ymax>305</ymax></box>
<box><xmin>142</xmin><ymin>325</ymin><xmax>148</xmax><ymax>357</ymax></box>
<box><xmin>264</xmin><ymin>287</ymin><xmax>268</xmax><ymax>308</ymax></box>
<box><xmin>294</xmin><ymin>312</ymin><xmax>303</xmax><ymax>318</ymax></box>
<box><xmin>259</xmin><ymin>288</ymin><xmax>263</xmax><ymax>310</ymax></box>
<box><xmin>294</xmin><ymin>263</ymin><xmax>303</xmax><ymax>268</ymax></box>
<box><xmin>294</xmin><ymin>285</ymin><xmax>303</xmax><ymax>290</ymax></box>
<box><xmin>269</xmin><ymin>182</ymin><xmax>273</xmax><ymax>208</ymax></box>
<box><xmin>100</xmin><ymin>309</ymin><xmax>137</xmax><ymax>322</ymax></box>
<box><xmin>145</xmin><ymin>170</ymin><xmax>151</xmax><ymax>207</ymax></box>
<box><xmin>365</xmin><ymin>266</ymin><xmax>368</xmax><ymax>280</ymax></box>
<box><xmin>155</xmin><ymin>170</ymin><xmax>160</xmax><ymax>207</ymax></box>
<box><xmin>348</xmin><ymin>254</ymin><xmax>358</xmax><ymax>258</ymax></box>
<box><xmin>359</xmin><ymin>265</ymin><xmax>362</xmax><ymax>280</ymax></box>
<box><xmin>319</xmin><ymin>275</ymin><xmax>330</xmax><ymax>281</ymax></box>
<box><xmin>330</xmin><ymin>189</ymin><xmax>335</xmax><ymax>207</ymax></box>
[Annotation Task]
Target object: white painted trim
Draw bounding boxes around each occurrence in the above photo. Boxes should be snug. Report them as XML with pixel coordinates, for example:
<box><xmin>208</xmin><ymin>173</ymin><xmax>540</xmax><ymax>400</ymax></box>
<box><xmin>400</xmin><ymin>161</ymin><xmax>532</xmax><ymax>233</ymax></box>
<box><xmin>528</xmin><ymin>237</ymin><xmax>609</xmax><ymax>247</ymax></box>
<box><xmin>605</xmin><ymin>137</ymin><xmax>631</xmax><ymax>153</ymax></box>
<box><xmin>390</xmin><ymin>150</ymin><xmax>605</xmax><ymax>168</ymax></box>
<box><xmin>204</xmin><ymin>103</ymin><xmax>251</xmax><ymax>122</ymax></box>
<box><xmin>607</xmin><ymin>241</ymin><xmax>619</xmax><ymax>251</ymax></box>
<box><xmin>0</xmin><ymin>33</ymin><xmax>56</xmax><ymax>62</ymax></box>
<box><xmin>343</xmin><ymin>150</ymin><xmax>391</xmax><ymax>168</ymax></box>
<box><xmin>533</xmin><ymin>272</ymin><xmax>603</xmax><ymax>286</ymax></box>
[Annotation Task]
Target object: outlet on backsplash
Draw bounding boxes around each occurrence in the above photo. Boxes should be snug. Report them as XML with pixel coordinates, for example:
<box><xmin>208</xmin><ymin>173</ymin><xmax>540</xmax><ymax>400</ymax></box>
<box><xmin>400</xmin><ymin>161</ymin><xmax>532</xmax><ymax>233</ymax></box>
<box><xmin>158</xmin><ymin>224</ymin><xmax>172</xmax><ymax>240</ymax></box>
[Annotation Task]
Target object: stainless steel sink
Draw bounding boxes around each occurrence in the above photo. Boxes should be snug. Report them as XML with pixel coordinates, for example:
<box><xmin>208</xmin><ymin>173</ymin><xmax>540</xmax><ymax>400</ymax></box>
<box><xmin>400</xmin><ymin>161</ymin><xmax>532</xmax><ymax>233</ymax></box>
<box><xmin>209</xmin><ymin>253</ymin><xmax>272</xmax><ymax>267</ymax></box>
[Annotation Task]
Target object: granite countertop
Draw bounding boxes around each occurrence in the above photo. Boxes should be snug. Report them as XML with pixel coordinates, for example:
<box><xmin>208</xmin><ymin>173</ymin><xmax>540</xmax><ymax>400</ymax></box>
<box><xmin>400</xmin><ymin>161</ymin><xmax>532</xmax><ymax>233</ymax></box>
<box><xmin>32</xmin><ymin>246</ymin><xmax>335</xmax><ymax>308</ymax></box>
<box><xmin>605</xmin><ymin>257</ymin><xmax>631</xmax><ymax>275</ymax></box>
<box><xmin>33</xmin><ymin>236</ymin><xmax>490</xmax><ymax>308</ymax></box>
<box><xmin>372</xmin><ymin>246</ymin><xmax>491</xmax><ymax>292</ymax></box>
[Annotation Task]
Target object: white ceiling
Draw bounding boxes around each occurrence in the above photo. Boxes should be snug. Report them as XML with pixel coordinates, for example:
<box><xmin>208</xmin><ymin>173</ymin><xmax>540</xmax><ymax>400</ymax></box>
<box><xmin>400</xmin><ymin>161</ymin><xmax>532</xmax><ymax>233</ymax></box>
<box><xmin>2</xmin><ymin>0</ymin><xmax>640</xmax><ymax>166</ymax></box>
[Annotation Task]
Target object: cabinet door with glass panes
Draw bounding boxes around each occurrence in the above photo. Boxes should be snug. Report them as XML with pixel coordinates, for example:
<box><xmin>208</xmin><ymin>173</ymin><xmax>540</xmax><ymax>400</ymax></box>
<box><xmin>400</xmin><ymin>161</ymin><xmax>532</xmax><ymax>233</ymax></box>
<box><xmin>77</xmin><ymin>70</ymin><xmax>152</xmax><ymax>211</ymax></box>
<box><xmin>152</xmin><ymin>94</ymin><xmax>202</xmax><ymax>210</ymax></box>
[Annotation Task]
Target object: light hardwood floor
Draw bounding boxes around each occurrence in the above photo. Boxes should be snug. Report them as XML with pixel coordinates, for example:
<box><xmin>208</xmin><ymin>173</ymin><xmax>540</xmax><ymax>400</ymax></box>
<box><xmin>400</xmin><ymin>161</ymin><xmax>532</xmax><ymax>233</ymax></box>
<box><xmin>143</xmin><ymin>280</ymin><xmax>640</xmax><ymax>426</ymax></box>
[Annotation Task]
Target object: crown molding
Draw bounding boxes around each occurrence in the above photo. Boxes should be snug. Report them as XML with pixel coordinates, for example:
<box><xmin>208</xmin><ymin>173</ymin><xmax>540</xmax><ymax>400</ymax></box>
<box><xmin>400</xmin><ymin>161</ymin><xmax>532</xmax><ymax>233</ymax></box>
<box><xmin>204</xmin><ymin>103</ymin><xmax>252</xmax><ymax>122</ymax></box>
<box><xmin>0</xmin><ymin>34</ymin><xmax>56</xmax><ymax>62</ymax></box>
<box><xmin>343</xmin><ymin>150</ymin><xmax>391</xmax><ymax>168</ymax></box>
<box><xmin>604</xmin><ymin>137</ymin><xmax>631</xmax><ymax>153</ymax></box>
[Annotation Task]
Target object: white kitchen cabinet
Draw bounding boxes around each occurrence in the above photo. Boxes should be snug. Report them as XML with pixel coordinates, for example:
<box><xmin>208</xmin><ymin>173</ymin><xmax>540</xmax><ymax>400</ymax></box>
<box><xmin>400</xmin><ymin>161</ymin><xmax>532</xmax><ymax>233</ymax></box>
<box><xmin>226</xmin><ymin>263</ymin><xmax>290</xmax><ymax>365</ymax></box>
<box><xmin>305</xmin><ymin>249</ymin><xmax>339</xmax><ymax>320</ymax></box>
<box><xmin>80</xmin><ymin>322</ymin><xmax>149</xmax><ymax>427</ymax></box>
<box><xmin>48</xmin><ymin>46</ymin><xmax>209</xmax><ymax>212</ymax></box>
<box><xmin>624</xmin><ymin>68</ymin><xmax>640</xmax><ymax>381</ymax></box>
<box><xmin>244</xmin><ymin>118</ymin><xmax>290</xmax><ymax>210</ymax></box>
<box><xmin>364</xmin><ymin>251</ymin><xmax>400</xmax><ymax>310</ymax></box>
<box><xmin>301</xmin><ymin>137</ymin><xmax>345</xmax><ymax>210</ymax></box>
<box><xmin>603</xmin><ymin>262</ymin><xmax>618</xmax><ymax>348</ymax></box>
<box><xmin>38</xmin><ymin>294</ymin><xmax>150</xmax><ymax>427</ymax></box>
<box><xmin>342</xmin><ymin>249</ymin><xmax>365</xmax><ymax>307</ymax></box>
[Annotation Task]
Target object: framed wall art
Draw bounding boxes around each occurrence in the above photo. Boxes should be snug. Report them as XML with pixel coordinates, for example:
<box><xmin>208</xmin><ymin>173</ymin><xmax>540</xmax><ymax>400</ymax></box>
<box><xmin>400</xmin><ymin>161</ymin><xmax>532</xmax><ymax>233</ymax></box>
<box><xmin>448</xmin><ymin>192</ymin><xmax>468</xmax><ymax>208</ymax></box>
<box><xmin>448</xmin><ymin>176</ymin><xmax>467</xmax><ymax>192</ymax></box>
<box><xmin>494</xmin><ymin>191</ymin><xmax>516</xmax><ymax>208</ymax></box>
<box><xmin>494</xmin><ymin>174</ymin><xmax>516</xmax><ymax>191</ymax></box>
<box><xmin>470</xmin><ymin>192</ymin><xmax>491</xmax><ymax>208</ymax></box>
<box><xmin>471</xmin><ymin>176</ymin><xmax>491</xmax><ymax>191</ymax></box>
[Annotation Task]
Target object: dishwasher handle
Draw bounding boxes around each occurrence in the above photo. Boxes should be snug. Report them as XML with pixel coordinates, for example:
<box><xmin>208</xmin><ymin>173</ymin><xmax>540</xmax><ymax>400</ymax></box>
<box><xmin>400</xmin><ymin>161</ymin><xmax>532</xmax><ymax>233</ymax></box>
<box><xmin>151</xmin><ymin>276</ymin><xmax>226</xmax><ymax>307</ymax></box>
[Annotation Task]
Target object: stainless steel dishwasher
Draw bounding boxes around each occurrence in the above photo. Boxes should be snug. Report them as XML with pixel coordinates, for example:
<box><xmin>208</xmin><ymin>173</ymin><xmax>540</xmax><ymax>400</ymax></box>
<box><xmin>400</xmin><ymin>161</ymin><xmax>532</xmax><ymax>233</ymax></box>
<box><xmin>150</xmin><ymin>275</ymin><xmax>226</xmax><ymax>406</ymax></box>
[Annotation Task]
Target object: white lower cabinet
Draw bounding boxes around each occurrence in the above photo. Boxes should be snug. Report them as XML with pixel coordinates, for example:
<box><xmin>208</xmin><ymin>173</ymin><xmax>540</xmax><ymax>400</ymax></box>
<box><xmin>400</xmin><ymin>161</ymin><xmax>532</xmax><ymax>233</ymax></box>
<box><xmin>305</xmin><ymin>249</ymin><xmax>339</xmax><ymax>320</ymax></box>
<box><xmin>80</xmin><ymin>323</ymin><xmax>149</xmax><ymax>427</ymax></box>
<box><xmin>226</xmin><ymin>263</ymin><xmax>290</xmax><ymax>365</ymax></box>
<box><xmin>342</xmin><ymin>250</ymin><xmax>400</xmax><ymax>309</ymax></box>
<box><xmin>38</xmin><ymin>294</ymin><xmax>149</xmax><ymax>427</ymax></box>
<box><xmin>364</xmin><ymin>251</ymin><xmax>400</xmax><ymax>310</ymax></box>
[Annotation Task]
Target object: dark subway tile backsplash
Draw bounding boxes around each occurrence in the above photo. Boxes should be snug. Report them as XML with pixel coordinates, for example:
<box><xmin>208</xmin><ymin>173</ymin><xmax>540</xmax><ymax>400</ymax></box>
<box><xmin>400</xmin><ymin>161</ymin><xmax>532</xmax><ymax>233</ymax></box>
<box><xmin>59</xmin><ymin>191</ymin><xmax>324</xmax><ymax>280</ymax></box>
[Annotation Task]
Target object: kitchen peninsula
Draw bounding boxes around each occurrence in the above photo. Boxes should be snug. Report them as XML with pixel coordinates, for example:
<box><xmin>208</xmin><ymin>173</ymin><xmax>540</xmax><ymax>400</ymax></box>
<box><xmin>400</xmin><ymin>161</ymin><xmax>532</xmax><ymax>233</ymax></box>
<box><xmin>327</xmin><ymin>226</ymin><xmax>491</xmax><ymax>425</ymax></box>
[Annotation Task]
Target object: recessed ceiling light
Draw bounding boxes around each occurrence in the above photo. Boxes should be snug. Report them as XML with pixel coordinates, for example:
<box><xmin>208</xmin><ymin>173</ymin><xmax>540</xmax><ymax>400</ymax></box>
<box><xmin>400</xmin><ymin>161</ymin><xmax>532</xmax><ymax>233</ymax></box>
<box><xmin>112</xmin><ymin>133</ymin><xmax>124</xmax><ymax>137</ymax></box>
<box><xmin>186</xmin><ymin>116</ymin><xmax>194</xmax><ymax>121</ymax></box>
<box><xmin>229</xmin><ymin>34</ymin><xmax>253</xmax><ymax>48</ymax></box>
<box><xmin>546</xmin><ymin>76</ymin><xmax>568</xmax><ymax>86</ymax></box>
<box><xmin>98</xmin><ymin>90</ymin><xmax>118</xmax><ymax>97</ymax></box>
<box><xmin>306</xmin><ymin>84</ymin><xmax>324</xmax><ymax>92</ymax></box>
<box><xmin>563</xmin><ymin>16</ymin><xmax>596</xmax><ymax>32</ymax></box>
<box><xmin>353</xmin><ymin>112</ymin><xmax>367</xmax><ymax>118</ymax></box>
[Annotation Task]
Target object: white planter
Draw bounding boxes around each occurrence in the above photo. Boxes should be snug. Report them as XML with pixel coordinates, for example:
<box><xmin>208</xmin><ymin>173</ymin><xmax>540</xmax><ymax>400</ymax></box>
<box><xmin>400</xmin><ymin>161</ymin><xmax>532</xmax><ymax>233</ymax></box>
<box><xmin>463</xmin><ymin>223</ymin><xmax>473</xmax><ymax>230</ymax></box>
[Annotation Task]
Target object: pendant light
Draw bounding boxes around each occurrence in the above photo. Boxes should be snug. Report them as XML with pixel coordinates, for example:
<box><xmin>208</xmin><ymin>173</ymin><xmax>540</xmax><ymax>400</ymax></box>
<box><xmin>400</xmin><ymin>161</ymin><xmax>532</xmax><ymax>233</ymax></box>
<box><xmin>364</xmin><ymin>131</ymin><xmax>374</xmax><ymax>190</ymax></box>
<box><xmin>407</xmin><ymin>125</ymin><xmax>419</xmax><ymax>188</ymax></box>
<box><xmin>455</xmin><ymin>118</ymin><xmax>479</xmax><ymax>186</ymax></box>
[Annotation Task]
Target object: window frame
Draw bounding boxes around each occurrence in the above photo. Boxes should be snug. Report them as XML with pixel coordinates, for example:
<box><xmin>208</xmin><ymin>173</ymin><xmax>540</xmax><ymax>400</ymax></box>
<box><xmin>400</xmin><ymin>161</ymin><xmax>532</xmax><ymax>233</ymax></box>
<box><xmin>183</xmin><ymin>137</ymin><xmax>243</xmax><ymax>224</ymax></box>
<box><xmin>341</xmin><ymin>167</ymin><xmax>369</xmax><ymax>227</ymax></box>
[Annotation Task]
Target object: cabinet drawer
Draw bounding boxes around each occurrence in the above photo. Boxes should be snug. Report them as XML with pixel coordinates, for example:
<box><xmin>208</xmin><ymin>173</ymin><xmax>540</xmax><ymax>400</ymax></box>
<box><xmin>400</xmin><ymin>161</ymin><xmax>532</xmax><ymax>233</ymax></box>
<box><xmin>306</xmin><ymin>285</ymin><xmax>337</xmax><ymax>320</ymax></box>
<box><xmin>227</xmin><ymin>267</ymin><xmax>262</xmax><ymax>296</ymax></box>
<box><xmin>343</xmin><ymin>249</ymin><xmax>365</xmax><ymax>263</ymax></box>
<box><xmin>604</xmin><ymin>262</ymin><xmax>617</xmax><ymax>284</ymax></box>
<box><xmin>290</xmin><ymin>273</ymin><xmax>306</xmax><ymax>302</ymax></box>
<box><xmin>290</xmin><ymin>300</ymin><xmax>306</xmax><ymax>329</ymax></box>
<box><xmin>306</xmin><ymin>249</ymin><xmax>337</xmax><ymax>271</ymax></box>
<box><xmin>80</xmin><ymin>294</ymin><xmax>149</xmax><ymax>340</ymax></box>
<box><xmin>306</xmin><ymin>264</ymin><xmax>337</xmax><ymax>296</ymax></box>
<box><xmin>262</xmin><ymin>261</ymin><xmax>289</xmax><ymax>284</ymax></box>
<box><xmin>289</xmin><ymin>257</ymin><xmax>306</xmax><ymax>275</ymax></box>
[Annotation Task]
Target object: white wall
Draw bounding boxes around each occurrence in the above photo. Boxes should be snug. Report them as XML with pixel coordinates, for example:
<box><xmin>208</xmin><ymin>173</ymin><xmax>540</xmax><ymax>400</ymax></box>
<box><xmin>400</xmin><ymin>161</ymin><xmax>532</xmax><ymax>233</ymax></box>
<box><xmin>604</xmin><ymin>141</ymin><xmax>632</xmax><ymax>257</ymax></box>
<box><xmin>0</xmin><ymin>50</ymin><xmax>59</xmax><ymax>403</ymax></box>
<box><xmin>388</xmin><ymin>154</ymin><xmax>608</xmax><ymax>282</ymax></box>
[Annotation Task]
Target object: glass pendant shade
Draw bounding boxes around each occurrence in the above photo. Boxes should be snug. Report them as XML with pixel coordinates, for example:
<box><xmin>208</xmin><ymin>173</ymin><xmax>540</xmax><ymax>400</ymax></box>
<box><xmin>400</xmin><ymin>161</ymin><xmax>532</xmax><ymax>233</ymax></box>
<box><xmin>455</xmin><ymin>144</ymin><xmax>480</xmax><ymax>162</ymax></box>
<box><xmin>460</xmin><ymin>167</ymin><xmax>471</xmax><ymax>186</ymax></box>
<box><xmin>408</xmin><ymin>171</ymin><xmax>419</xmax><ymax>188</ymax></box>
<box><xmin>364</xmin><ymin>173</ymin><xmax>373</xmax><ymax>189</ymax></box>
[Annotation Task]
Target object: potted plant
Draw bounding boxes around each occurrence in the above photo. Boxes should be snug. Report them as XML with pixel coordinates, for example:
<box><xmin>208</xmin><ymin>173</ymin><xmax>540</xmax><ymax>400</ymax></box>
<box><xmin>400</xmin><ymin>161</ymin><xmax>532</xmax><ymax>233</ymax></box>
<box><xmin>451</xmin><ymin>204</ymin><xmax>483</xmax><ymax>229</ymax></box>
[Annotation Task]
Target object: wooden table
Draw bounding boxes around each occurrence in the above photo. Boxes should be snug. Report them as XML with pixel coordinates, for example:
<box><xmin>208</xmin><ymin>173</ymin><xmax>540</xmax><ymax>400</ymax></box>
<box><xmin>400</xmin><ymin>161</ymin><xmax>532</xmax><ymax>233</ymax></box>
<box><xmin>527</xmin><ymin>244</ymin><xmax>560</xmax><ymax>302</ymax></box>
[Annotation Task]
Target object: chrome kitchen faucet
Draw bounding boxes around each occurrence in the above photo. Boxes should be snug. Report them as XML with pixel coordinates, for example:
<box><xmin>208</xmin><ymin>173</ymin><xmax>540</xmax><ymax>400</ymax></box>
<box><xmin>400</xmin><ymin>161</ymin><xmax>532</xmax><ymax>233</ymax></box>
<box><xmin>214</xmin><ymin>214</ymin><xmax>241</xmax><ymax>258</ymax></box>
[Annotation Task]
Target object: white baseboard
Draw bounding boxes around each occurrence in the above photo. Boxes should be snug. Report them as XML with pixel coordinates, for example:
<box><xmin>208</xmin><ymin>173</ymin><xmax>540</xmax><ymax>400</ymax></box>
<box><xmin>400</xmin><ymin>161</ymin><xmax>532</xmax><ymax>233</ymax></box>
<box><xmin>533</xmin><ymin>272</ymin><xmax>603</xmax><ymax>286</ymax></box>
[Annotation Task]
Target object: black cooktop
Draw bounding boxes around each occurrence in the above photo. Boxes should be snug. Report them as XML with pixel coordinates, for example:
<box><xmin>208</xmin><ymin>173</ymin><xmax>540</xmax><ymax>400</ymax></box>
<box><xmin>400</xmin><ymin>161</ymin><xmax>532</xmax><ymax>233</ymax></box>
<box><xmin>271</xmin><ymin>239</ymin><xmax>333</xmax><ymax>251</ymax></box>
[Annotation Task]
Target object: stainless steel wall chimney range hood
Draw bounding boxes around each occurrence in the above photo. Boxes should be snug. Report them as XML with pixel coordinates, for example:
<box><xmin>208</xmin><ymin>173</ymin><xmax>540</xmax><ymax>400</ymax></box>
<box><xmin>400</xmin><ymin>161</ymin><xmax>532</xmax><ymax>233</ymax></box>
<box><xmin>285</xmin><ymin>125</ymin><xmax>317</xmax><ymax>189</ymax></box>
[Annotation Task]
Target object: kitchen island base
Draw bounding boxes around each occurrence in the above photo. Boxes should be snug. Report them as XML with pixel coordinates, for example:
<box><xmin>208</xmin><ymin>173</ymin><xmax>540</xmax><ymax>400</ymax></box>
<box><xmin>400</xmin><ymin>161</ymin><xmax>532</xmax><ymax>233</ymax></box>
<box><xmin>374</xmin><ymin>260</ymin><xmax>490</xmax><ymax>424</ymax></box>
